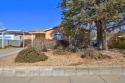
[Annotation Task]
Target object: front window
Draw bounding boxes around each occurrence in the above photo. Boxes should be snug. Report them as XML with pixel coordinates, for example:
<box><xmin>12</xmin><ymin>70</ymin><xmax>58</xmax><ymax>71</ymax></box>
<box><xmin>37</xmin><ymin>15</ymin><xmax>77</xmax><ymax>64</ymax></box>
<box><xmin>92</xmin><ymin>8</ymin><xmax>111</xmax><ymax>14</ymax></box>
<box><xmin>53</xmin><ymin>32</ymin><xmax>62</xmax><ymax>40</ymax></box>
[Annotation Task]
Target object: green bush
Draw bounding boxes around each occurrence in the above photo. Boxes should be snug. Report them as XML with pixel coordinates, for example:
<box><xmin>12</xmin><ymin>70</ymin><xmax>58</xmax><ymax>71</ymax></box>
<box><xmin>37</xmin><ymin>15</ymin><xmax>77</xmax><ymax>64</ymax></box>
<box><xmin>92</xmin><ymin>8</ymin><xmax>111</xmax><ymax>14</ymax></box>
<box><xmin>15</xmin><ymin>48</ymin><xmax>48</xmax><ymax>63</ymax></box>
<box><xmin>115</xmin><ymin>39</ymin><xmax>125</xmax><ymax>49</ymax></box>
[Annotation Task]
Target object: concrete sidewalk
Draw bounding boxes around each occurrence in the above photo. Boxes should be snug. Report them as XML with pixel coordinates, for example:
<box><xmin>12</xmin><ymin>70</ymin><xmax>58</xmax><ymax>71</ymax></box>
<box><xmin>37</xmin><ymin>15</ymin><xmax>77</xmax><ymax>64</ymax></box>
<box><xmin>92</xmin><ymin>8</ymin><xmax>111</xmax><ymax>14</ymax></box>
<box><xmin>0</xmin><ymin>48</ymin><xmax>24</xmax><ymax>59</ymax></box>
<box><xmin>0</xmin><ymin>75</ymin><xmax>125</xmax><ymax>83</ymax></box>
<box><xmin>0</xmin><ymin>66</ymin><xmax>125</xmax><ymax>76</ymax></box>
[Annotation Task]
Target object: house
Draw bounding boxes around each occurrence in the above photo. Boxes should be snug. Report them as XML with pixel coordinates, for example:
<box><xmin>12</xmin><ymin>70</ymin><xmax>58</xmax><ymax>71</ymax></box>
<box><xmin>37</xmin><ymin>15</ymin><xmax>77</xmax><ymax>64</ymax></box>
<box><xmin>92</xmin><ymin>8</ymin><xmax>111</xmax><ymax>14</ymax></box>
<box><xmin>25</xmin><ymin>26</ymin><xmax>64</xmax><ymax>40</ymax></box>
<box><xmin>0</xmin><ymin>30</ymin><xmax>26</xmax><ymax>48</ymax></box>
<box><xmin>23</xmin><ymin>26</ymin><xmax>91</xmax><ymax>48</ymax></box>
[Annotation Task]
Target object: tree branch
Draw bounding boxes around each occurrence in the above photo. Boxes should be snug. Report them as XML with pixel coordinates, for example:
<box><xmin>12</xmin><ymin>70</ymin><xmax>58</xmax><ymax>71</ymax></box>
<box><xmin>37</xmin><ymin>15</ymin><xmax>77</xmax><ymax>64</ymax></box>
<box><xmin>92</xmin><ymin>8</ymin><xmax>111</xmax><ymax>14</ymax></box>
<box><xmin>107</xmin><ymin>18</ymin><xmax>125</xmax><ymax>31</ymax></box>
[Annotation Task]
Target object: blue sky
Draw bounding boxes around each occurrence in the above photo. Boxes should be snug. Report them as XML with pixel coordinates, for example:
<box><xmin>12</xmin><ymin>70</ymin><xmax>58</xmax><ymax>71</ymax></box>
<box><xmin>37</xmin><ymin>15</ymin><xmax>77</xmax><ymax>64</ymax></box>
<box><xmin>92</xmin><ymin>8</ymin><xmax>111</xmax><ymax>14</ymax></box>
<box><xmin>0</xmin><ymin>0</ymin><xmax>62</xmax><ymax>31</ymax></box>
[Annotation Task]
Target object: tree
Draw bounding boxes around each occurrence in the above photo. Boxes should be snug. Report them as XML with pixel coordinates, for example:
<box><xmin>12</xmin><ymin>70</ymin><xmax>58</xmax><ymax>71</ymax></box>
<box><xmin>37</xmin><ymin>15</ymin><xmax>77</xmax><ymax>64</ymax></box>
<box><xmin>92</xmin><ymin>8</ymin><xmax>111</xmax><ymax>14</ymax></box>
<box><xmin>59</xmin><ymin>0</ymin><xmax>125</xmax><ymax>50</ymax></box>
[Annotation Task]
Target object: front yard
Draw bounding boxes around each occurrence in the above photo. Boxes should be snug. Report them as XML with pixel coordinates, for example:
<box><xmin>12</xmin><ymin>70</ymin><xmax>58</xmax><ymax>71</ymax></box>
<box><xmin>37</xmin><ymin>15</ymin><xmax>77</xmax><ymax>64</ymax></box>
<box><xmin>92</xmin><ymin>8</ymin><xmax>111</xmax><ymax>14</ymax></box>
<box><xmin>0</xmin><ymin>49</ymin><xmax>125</xmax><ymax>66</ymax></box>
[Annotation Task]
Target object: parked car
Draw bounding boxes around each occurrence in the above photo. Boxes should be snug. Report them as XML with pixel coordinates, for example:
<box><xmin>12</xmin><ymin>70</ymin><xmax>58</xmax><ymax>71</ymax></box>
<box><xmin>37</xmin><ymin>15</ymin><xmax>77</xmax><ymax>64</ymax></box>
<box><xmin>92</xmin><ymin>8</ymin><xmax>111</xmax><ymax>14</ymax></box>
<box><xmin>93</xmin><ymin>40</ymin><xmax>97</xmax><ymax>47</ymax></box>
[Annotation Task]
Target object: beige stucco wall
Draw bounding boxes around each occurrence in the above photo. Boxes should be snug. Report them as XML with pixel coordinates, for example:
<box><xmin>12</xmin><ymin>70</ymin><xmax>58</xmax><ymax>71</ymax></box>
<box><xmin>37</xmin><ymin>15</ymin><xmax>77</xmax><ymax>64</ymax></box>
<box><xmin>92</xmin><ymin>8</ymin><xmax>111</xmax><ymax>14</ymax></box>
<box><xmin>24</xmin><ymin>34</ymin><xmax>45</xmax><ymax>40</ymax></box>
<box><xmin>45</xmin><ymin>29</ymin><xmax>54</xmax><ymax>40</ymax></box>
<box><xmin>24</xmin><ymin>35</ymin><xmax>35</xmax><ymax>40</ymax></box>
<box><xmin>24</xmin><ymin>32</ymin><xmax>53</xmax><ymax>40</ymax></box>
<box><xmin>35</xmin><ymin>33</ymin><xmax>45</xmax><ymax>39</ymax></box>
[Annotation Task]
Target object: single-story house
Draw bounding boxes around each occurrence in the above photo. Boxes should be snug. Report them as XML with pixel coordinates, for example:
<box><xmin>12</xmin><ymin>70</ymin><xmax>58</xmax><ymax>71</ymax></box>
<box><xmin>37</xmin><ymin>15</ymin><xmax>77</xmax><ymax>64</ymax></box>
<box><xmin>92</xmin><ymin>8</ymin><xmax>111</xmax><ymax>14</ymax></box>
<box><xmin>25</xmin><ymin>26</ymin><xmax>64</xmax><ymax>40</ymax></box>
<box><xmin>0</xmin><ymin>30</ymin><xmax>29</xmax><ymax>48</ymax></box>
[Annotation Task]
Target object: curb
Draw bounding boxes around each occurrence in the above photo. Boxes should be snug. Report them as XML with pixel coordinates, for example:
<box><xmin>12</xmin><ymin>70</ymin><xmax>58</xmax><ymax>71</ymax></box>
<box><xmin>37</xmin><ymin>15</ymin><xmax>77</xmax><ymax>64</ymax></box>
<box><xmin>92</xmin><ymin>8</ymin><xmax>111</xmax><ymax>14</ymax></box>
<box><xmin>0</xmin><ymin>66</ymin><xmax>125</xmax><ymax>76</ymax></box>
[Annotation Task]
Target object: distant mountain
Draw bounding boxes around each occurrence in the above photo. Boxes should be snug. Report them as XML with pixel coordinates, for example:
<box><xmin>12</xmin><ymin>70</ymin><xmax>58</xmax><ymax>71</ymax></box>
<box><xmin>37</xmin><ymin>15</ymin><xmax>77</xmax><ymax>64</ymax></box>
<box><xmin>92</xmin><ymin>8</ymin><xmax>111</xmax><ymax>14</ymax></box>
<box><xmin>0</xmin><ymin>27</ymin><xmax>6</xmax><ymax>32</ymax></box>
<box><xmin>0</xmin><ymin>26</ymin><xmax>6</xmax><ymax>31</ymax></box>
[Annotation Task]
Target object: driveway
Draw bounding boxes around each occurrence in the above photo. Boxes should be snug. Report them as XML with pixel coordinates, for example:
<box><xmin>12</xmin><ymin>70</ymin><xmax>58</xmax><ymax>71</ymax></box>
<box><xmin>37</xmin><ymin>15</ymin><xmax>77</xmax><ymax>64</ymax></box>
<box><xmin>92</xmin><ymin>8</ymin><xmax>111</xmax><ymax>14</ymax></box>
<box><xmin>0</xmin><ymin>48</ymin><xmax>24</xmax><ymax>59</ymax></box>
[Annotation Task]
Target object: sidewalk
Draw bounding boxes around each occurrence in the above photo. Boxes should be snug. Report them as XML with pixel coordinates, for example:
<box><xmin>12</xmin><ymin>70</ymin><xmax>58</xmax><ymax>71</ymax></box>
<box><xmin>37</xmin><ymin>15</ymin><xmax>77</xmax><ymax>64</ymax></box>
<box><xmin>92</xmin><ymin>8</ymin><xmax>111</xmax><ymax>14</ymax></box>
<box><xmin>0</xmin><ymin>66</ymin><xmax>125</xmax><ymax>76</ymax></box>
<box><xmin>0</xmin><ymin>75</ymin><xmax>125</xmax><ymax>83</ymax></box>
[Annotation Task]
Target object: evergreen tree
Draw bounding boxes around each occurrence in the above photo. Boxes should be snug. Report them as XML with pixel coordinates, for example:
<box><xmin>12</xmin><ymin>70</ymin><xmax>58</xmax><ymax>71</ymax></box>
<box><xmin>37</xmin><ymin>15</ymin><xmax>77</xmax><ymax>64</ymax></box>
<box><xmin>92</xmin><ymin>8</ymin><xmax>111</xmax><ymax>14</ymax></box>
<box><xmin>59</xmin><ymin>0</ymin><xmax>125</xmax><ymax>50</ymax></box>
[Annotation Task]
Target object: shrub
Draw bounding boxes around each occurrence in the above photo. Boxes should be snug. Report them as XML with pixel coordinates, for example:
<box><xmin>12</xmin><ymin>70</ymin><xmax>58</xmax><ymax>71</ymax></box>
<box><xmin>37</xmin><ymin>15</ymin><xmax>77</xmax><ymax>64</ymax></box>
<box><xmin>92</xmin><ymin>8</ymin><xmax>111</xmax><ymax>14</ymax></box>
<box><xmin>81</xmin><ymin>48</ymin><xmax>111</xmax><ymax>60</ymax></box>
<box><xmin>5</xmin><ymin>45</ymin><xmax>14</xmax><ymax>48</ymax></box>
<box><xmin>41</xmin><ymin>45</ymin><xmax>47</xmax><ymax>52</ymax></box>
<box><xmin>67</xmin><ymin>45</ymin><xmax>77</xmax><ymax>53</ymax></box>
<box><xmin>53</xmin><ymin>49</ymin><xmax>67</xmax><ymax>55</ymax></box>
<box><xmin>54</xmin><ymin>40</ymin><xmax>69</xmax><ymax>50</ymax></box>
<box><xmin>81</xmin><ymin>48</ymin><xmax>100</xmax><ymax>60</ymax></box>
<box><xmin>15</xmin><ymin>48</ymin><xmax>48</xmax><ymax>63</ymax></box>
<box><xmin>33</xmin><ymin>37</ymin><xmax>56</xmax><ymax>51</ymax></box>
<box><xmin>115</xmin><ymin>39</ymin><xmax>125</xmax><ymax>49</ymax></box>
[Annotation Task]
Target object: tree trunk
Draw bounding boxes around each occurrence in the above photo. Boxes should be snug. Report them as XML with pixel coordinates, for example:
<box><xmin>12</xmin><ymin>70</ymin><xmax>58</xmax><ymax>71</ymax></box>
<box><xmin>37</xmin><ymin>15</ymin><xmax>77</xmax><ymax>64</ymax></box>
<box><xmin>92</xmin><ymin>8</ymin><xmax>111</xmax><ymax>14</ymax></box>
<box><xmin>102</xmin><ymin>27</ymin><xmax>108</xmax><ymax>50</ymax></box>
<box><xmin>96</xmin><ymin>21</ymin><xmax>103</xmax><ymax>50</ymax></box>
<box><xmin>95</xmin><ymin>20</ymin><xmax>108</xmax><ymax>50</ymax></box>
<box><xmin>95</xmin><ymin>0</ymin><xmax>109</xmax><ymax>50</ymax></box>
<box><xmin>97</xmin><ymin>28</ymin><xmax>102</xmax><ymax>50</ymax></box>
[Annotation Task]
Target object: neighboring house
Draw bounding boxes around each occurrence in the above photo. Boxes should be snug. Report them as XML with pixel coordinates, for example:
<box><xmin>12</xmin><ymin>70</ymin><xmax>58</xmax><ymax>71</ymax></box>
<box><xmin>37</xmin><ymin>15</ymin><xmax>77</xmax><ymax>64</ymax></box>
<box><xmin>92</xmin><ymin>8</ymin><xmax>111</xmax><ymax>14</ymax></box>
<box><xmin>0</xmin><ymin>35</ymin><xmax>22</xmax><ymax>40</ymax></box>
<box><xmin>0</xmin><ymin>30</ymin><xmax>25</xmax><ymax>48</ymax></box>
<box><xmin>107</xmin><ymin>30</ymin><xmax>120</xmax><ymax>40</ymax></box>
<box><xmin>117</xmin><ymin>30</ymin><xmax>125</xmax><ymax>38</ymax></box>
<box><xmin>106</xmin><ymin>30</ymin><xmax>125</xmax><ymax>41</ymax></box>
<box><xmin>107</xmin><ymin>30</ymin><xmax>125</xmax><ymax>48</ymax></box>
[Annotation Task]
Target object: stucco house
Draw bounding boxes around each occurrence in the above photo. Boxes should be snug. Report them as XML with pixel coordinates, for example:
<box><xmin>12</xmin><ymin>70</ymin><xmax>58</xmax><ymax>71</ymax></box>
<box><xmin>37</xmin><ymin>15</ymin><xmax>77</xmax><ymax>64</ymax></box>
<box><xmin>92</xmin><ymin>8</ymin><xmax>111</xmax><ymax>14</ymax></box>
<box><xmin>24</xmin><ymin>26</ymin><xmax>64</xmax><ymax>40</ymax></box>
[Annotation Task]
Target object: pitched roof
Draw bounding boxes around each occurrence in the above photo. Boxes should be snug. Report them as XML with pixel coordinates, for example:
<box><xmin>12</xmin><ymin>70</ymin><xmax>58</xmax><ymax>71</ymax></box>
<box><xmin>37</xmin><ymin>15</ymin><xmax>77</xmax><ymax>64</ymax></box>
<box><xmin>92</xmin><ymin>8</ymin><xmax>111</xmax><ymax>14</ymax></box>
<box><xmin>45</xmin><ymin>25</ymin><xmax>61</xmax><ymax>31</ymax></box>
<box><xmin>29</xmin><ymin>29</ymin><xmax>45</xmax><ymax>32</ymax></box>
<box><xmin>28</xmin><ymin>29</ymin><xmax>45</xmax><ymax>34</ymax></box>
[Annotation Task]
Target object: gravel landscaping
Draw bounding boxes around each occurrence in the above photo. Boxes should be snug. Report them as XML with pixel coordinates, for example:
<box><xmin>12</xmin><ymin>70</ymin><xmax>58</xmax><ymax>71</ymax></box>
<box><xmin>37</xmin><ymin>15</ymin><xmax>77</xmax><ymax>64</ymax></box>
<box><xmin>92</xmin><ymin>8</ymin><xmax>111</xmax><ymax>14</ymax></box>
<box><xmin>0</xmin><ymin>50</ymin><xmax>125</xmax><ymax>66</ymax></box>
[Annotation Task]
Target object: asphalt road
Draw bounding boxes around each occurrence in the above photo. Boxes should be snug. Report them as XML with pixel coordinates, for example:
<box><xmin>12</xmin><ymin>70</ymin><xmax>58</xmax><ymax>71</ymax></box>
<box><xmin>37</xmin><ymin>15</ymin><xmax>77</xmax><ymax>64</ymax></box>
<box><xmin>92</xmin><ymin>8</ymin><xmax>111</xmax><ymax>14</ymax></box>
<box><xmin>0</xmin><ymin>48</ymin><xmax>24</xmax><ymax>59</ymax></box>
<box><xmin>0</xmin><ymin>75</ymin><xmax>125</xmax><ymax>83</ymax></box>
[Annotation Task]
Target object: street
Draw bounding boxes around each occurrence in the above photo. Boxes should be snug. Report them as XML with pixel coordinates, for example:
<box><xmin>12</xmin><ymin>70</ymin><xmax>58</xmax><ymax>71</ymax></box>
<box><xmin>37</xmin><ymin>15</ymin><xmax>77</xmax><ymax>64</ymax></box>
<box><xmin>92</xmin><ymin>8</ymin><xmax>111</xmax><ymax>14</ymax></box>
<box><xmin>0</xmin><ymin>75</ymin><xmax>125</xmax><ymax>83</ymax></box>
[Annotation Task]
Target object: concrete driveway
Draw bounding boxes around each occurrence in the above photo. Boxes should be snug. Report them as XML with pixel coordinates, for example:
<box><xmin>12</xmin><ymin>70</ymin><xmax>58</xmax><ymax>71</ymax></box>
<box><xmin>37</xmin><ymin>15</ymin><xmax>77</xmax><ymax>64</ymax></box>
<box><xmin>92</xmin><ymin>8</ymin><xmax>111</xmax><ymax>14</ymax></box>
<box><xmin>0</xmin><ymin>48</ymin><xmax>24</xmax><ymax>59</ymax></box>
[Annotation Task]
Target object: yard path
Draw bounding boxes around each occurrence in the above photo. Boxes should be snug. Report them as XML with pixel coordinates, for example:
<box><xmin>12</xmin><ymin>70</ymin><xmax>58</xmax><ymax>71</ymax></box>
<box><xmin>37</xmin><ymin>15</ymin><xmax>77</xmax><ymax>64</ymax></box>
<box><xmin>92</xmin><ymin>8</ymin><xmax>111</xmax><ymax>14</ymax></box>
<box><xmin>0</xmin><ymin>48</ymin><xmax>24</xmax><ymax>59</ymax></box>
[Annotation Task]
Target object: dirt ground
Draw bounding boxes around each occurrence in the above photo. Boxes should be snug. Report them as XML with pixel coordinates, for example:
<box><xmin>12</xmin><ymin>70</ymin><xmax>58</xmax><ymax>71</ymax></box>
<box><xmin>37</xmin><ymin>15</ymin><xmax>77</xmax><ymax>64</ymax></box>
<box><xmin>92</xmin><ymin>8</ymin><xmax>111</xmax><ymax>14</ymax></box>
<box><xmin>0</xmin><ymin>49</ymin><xmax>125</xmax><ymax>66</ymax></box>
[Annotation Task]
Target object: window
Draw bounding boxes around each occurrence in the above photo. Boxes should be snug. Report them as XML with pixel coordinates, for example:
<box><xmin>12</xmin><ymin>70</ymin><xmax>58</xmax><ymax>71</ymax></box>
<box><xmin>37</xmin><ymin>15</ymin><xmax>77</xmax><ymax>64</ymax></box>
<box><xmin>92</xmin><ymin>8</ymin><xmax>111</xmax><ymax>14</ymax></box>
<box><xmin>53</xmin><ymin>32</ymin><xmax>62</xmax><ymax>40</ymax></box>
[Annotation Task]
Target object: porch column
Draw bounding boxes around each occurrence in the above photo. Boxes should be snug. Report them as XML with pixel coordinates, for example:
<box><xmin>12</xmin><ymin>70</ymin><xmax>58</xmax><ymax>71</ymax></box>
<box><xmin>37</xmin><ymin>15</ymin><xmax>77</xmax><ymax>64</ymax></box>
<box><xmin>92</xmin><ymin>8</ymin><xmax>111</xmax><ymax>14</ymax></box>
<box><xmin>23</xmin><ymin>32</ymin><xmax>25</xmax><ymax>48</ymax></box>
<box><xmin>19</xmin><ymin>35</ymin><xmax>21</xmax><ymax>47</ymax></box>
<box><xmin>2</xmin><ymin>32</ymin><xmax>5</xmax><ymax>49</ymax></box>
<box><xmin>31</xmin><ymin>34</ymin><xmax>34</xmax><ymax>47</ymax></box>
